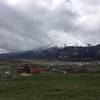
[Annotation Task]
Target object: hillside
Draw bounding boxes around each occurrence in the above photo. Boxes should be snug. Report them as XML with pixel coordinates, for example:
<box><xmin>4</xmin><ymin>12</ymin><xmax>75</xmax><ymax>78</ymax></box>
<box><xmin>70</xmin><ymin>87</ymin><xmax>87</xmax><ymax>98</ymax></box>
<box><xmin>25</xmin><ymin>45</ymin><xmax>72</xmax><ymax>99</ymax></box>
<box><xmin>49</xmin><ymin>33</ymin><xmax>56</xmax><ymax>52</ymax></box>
<box><xmin>0</xmin><ymin>45</ymin><xmax>100</xmax><ymax>61</ymax></box>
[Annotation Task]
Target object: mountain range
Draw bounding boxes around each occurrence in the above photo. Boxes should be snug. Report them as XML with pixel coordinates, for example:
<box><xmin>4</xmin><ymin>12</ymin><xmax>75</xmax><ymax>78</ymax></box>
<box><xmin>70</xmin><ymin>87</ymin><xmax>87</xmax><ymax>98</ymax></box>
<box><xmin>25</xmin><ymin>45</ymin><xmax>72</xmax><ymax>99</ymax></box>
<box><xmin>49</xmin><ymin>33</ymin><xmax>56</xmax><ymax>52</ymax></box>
<box><xmin>0</xmin><ymin>44</ymin><xmax>100</xmax><ymax>61</ymax></box>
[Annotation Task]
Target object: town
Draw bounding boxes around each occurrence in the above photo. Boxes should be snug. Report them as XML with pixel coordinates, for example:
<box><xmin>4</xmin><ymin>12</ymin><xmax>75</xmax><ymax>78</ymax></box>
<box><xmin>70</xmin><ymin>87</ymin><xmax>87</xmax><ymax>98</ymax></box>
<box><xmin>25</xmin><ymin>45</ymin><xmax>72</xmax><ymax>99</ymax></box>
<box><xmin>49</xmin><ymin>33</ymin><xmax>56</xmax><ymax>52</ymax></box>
<box><xmin>0</xmin><ymin>60</ymin><xmax>100</xmax><ymax>79</ymax></box>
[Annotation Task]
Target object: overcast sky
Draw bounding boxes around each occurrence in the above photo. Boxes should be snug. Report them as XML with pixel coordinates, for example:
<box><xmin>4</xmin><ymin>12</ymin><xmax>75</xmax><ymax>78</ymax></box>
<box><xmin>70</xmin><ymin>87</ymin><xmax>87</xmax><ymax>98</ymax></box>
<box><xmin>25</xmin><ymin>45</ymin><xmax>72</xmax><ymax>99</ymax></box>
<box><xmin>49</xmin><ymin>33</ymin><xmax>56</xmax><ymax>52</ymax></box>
<box><xmin>0</xmin><ymin>0</ymin><xmax>100</xmax><ymax>53</ymax></box>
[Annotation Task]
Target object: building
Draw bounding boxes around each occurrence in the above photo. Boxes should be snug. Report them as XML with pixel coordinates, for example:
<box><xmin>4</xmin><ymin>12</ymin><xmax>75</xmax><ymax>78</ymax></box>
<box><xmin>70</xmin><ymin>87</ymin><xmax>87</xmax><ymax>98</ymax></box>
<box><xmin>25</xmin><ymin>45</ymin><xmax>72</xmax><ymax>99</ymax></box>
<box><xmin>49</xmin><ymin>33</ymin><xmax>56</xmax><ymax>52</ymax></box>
<box><xmin>17</xmin><ymin>64</ymin><xmax>45</xmax><ymax>74</ymax></box>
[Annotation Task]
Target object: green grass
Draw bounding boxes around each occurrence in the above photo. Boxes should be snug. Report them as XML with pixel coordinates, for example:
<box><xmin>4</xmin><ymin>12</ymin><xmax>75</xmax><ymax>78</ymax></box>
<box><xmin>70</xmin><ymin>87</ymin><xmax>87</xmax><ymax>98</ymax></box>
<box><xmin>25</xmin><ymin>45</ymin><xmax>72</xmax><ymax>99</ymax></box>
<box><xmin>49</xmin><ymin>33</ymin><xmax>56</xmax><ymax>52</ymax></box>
<box><xmin>0</xmin><ymin>73</ymin><xmax>100</xmax><ymax>100</ymax></box>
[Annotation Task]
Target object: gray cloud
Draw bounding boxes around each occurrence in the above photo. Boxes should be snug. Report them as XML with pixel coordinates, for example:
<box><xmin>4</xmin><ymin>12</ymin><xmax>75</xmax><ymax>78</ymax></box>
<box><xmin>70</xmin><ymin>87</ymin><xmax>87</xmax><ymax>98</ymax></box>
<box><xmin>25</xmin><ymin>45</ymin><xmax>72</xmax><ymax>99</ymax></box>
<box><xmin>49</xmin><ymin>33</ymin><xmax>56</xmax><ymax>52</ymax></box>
<box><xmin>0</xmin><ymin>0</ymin><xmax>100</xmax><ymax>53</ymax></box>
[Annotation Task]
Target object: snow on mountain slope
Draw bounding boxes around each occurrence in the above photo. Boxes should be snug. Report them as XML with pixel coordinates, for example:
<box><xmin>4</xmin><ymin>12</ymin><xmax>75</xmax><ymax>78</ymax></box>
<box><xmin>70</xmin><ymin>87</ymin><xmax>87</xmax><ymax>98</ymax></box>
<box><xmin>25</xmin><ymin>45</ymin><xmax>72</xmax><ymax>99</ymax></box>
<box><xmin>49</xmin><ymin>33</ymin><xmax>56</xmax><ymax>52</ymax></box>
<box><xmin>49</xmin><ymin>31</ymin><xmax>89</xmax><ymax>47</ymax></box>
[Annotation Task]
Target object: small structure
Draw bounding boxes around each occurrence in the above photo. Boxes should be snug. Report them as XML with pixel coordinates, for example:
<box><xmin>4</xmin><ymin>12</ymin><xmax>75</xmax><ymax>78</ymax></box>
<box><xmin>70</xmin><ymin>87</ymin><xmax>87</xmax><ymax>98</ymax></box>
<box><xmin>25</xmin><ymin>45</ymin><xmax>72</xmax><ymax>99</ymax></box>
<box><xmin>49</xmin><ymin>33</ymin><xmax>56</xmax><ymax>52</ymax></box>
<box><xmin>31</xmin><ymin>66</ymin><xmax>41</xmax><ymax>73</ymax></box>
<box><xmin>0</xmin><ymin>66</ymin><xmax>16</xmax><ymax>79</ymax></box>
<box><xmin>17</xmin><ymin>65</ymin><xmax>31</xmax><ymax>73</ymax></box>
<box><xmin>17</xmin><ymin>64</ymin><xmax>45</xmax><ymax>75</ymax></box>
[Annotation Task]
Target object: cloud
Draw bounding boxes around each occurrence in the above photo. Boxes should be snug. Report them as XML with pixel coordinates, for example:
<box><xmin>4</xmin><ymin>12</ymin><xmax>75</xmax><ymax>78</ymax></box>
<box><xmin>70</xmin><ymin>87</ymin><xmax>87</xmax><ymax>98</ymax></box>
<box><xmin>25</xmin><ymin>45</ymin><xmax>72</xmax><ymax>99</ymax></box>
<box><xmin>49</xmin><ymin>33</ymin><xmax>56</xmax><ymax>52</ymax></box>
<box><xmin>0</xmin><ymin>0</ymin><xmax>100</xmax><ymax>52</ymax></box>
<box><xmin>70</xmin><ymin>0</ymin><xmax>100</xmax><ymax>43</ymax></box>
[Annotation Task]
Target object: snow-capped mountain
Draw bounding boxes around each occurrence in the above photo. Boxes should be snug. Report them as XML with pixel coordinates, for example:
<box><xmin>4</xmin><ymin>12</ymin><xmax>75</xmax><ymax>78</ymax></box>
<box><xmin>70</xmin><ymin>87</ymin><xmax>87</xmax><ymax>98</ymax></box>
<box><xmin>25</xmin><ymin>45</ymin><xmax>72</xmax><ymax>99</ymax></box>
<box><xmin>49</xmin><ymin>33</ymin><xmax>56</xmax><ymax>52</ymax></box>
<box><xmin>49</xmin><ymin>31</ymin><xmax>90</xmax><ymax>47</ymax></box>
<box><xmin>0</xmin><ymin>44</ymin><xmax>100</xmax><ymax>61</ymax></box>
<box><xmin>0</xmin><ymin>30</ymin><xmax>98</xmax><ymax>61</ymax></box>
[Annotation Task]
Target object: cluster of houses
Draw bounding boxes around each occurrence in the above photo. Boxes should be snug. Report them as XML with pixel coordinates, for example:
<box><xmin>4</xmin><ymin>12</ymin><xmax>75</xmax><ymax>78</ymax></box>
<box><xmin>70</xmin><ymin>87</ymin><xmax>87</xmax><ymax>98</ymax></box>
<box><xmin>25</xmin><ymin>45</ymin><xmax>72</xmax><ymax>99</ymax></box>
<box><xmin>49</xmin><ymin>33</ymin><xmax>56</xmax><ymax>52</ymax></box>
<box><xmin>0</xmin><ymin>64</ymin><xmax>46</xmax><ymax>79</ymax></box>
<box><xmin>0</xmin><ymin>61</ymin><xmax>100</xmax><ymax>79</ymax></box>
<box><xmin>46</xmin><ymin>61</ymin><xmax>100</xmax><ymax>73</ymax></box>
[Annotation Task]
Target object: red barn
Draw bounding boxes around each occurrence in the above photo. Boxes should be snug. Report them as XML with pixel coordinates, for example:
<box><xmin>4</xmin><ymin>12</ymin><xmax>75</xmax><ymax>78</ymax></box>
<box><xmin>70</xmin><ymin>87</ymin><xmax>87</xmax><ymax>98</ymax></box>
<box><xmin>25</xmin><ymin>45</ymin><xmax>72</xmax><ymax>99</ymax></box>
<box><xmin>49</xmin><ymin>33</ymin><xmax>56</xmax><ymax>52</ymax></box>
<box><xmin>17</xmin><ymin>64</ymin><xmax>45</xmax><ymax>74</ymax></box>
<box><xmin>31</xmin><ymin>66</ymin><xmax>45</xmax><ymax>73</ymax></box>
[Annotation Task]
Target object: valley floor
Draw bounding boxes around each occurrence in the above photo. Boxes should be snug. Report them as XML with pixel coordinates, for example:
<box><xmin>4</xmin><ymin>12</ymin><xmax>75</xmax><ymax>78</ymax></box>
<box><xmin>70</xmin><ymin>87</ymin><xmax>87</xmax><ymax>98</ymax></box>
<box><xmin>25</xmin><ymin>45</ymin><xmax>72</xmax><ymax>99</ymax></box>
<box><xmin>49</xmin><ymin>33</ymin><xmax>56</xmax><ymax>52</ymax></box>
<box><xmin>0</xmin><ymin>73</ymin><xmax>100</xmax><ymax>100</ymax></box>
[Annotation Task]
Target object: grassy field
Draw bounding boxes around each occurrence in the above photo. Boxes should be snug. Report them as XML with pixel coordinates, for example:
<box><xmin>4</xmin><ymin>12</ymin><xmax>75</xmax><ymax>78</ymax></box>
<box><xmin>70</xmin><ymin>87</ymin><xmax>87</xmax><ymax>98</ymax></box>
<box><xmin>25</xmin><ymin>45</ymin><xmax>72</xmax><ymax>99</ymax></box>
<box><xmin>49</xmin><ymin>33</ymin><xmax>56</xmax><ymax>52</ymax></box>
<box><xmin>0</xmin><ymin>73</ymin><xmax>100</xmax><ymax>100</ymax></box>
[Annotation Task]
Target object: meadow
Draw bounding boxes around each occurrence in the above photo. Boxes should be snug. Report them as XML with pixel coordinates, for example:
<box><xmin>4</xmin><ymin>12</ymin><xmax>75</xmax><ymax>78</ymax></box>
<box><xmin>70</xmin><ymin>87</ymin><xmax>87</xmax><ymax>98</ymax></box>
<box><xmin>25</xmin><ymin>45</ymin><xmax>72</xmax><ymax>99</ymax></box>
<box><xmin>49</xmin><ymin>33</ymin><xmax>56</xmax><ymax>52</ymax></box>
<box><xmin>0</xmin><ymin>72</ymin><xmax>100</xmax><ymax>100</ymax></box>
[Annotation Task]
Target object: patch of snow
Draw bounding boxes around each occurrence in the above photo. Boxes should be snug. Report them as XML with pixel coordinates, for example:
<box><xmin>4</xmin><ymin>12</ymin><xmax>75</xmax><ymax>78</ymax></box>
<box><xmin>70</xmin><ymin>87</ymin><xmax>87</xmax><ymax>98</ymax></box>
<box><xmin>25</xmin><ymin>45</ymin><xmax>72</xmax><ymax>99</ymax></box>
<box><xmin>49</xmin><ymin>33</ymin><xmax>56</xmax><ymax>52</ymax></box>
<box><xmin>49</xmin><ymin>30</ymin><xmax>90</xmax><ymax>47</ymax></box>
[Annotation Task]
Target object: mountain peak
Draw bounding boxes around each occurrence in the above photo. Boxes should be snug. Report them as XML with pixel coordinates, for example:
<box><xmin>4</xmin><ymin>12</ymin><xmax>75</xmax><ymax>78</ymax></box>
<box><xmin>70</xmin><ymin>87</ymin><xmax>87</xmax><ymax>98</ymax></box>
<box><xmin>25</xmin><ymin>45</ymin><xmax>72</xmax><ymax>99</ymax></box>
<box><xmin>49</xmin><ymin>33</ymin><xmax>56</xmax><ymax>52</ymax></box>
<box><xmin>50</xmin><ymin>31</ymin><xmax>90</xmax><ymax>48</ymax></box>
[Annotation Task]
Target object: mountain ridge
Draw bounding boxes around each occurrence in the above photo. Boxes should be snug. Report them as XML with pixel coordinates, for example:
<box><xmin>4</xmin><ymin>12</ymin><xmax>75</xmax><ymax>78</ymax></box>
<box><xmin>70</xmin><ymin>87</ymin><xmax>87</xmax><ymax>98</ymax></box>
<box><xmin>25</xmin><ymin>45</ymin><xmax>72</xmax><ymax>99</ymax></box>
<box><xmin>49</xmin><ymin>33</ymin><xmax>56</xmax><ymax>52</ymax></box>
<box><xmin>0</xmin><ymin>44</ymin><xmax>100</xmax><ymax>61</ymax></box>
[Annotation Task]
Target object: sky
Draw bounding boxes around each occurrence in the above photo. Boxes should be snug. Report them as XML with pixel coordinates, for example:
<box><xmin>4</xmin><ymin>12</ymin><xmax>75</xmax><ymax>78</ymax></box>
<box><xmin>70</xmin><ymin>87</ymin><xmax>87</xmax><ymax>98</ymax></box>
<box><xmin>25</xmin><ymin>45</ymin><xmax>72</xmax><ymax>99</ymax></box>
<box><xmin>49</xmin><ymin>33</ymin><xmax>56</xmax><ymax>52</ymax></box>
<box><xmin>0</xmin><ymin>0</ymin><xmax>100</xmax><ymax>53</ymax></box>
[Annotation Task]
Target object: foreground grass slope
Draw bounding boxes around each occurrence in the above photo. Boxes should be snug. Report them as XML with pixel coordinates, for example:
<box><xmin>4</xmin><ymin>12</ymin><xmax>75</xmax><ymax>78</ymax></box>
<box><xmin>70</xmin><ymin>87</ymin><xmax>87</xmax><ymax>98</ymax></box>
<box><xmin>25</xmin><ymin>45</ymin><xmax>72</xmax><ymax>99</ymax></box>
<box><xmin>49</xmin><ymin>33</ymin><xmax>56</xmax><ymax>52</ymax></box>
<box><xmin>0</xmin><ymin>73</ymin><xmax>100</xmax><ymax>100</ymax></box>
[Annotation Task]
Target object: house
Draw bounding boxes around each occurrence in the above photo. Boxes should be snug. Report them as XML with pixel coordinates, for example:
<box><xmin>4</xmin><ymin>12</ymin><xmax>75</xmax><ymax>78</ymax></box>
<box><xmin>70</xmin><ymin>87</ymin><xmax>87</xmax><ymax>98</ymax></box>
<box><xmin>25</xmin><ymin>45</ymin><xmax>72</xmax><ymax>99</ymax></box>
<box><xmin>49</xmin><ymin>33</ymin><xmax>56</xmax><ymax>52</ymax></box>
<box><xmin>17</xmin><ymin>64</ymin><xmax>45</xmax><ymax>74</ymax></box>
<box><xmin>17</xmin><ymin>65</ymin><xmax>31</xmax><ymax>73</ymax></box>
<box><xmin>0</xmin><ymin>66</ymin><xmax>16</xmax><ymax>79</ymax></box>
